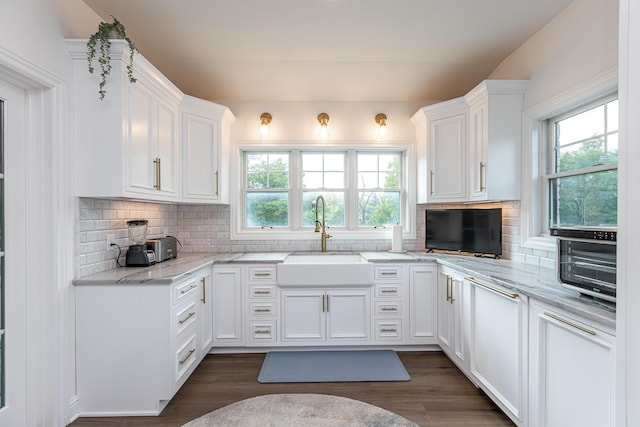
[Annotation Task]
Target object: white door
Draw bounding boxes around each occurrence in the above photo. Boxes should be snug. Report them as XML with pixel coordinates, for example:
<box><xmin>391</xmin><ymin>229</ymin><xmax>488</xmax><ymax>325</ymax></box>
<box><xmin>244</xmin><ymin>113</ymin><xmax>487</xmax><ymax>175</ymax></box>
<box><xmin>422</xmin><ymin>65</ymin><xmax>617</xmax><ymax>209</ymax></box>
<box><xmin>428</xmin><ymin>113</ymin><xmax>467</xmax><ymax>201</ymax></box>
<box><xmin>0</xmin><ymin>80</ymin><xmax>27</xmax><ymax>426</ymax></box>
<box><xmin>409</xmin><ymin>266</ymin><xmax>438</xmax><ymax>343</ymax></box>
<box><xmin>212</xmin><ymin>267</ymin><xmax>243</xmax><ymax>345</ymax></box>
<box><xmin>198</xmin><ymin>268</ymin><xmax>214</xmax><ymax>356</ymax></box>
<box><xmin>182</xmin><ymin>112</ymin><xmax>219</xmax><ymax>200</ymax></box>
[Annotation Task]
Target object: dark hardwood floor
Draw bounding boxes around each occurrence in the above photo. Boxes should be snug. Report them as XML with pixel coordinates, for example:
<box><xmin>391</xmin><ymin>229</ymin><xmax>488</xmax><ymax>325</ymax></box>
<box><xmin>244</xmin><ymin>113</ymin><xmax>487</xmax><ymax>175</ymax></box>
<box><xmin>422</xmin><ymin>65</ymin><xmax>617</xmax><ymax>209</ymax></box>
<box><xmin>69</xmin><ymin>351</ymin><xmax>514</xmax><ymax>427</ymax></box>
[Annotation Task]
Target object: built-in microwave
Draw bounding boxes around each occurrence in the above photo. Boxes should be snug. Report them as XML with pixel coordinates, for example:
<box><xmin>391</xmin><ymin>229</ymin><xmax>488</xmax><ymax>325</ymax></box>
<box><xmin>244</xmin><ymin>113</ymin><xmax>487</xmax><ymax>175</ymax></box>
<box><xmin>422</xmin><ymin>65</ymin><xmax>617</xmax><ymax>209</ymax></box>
<box><xmin>551</xmin><ymin>228</ymin><xmax>616</xmax><ymax>303</ymax></box>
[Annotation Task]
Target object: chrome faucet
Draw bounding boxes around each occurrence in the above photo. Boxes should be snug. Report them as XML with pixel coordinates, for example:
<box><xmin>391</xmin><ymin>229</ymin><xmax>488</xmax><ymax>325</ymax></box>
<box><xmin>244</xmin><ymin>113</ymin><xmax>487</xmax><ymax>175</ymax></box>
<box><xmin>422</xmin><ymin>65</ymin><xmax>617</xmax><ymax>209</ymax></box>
<box><xmin>314</xmin><ymin>195</ymin><xmax>332</xmax><ymax>252</ymax></box>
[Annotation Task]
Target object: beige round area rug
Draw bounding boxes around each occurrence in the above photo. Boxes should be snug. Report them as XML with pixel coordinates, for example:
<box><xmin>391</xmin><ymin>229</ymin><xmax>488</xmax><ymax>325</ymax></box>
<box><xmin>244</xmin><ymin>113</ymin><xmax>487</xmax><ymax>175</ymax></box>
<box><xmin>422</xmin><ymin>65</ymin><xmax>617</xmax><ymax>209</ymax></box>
<box><xmin>182</xmin><ymin>393</ymin><xmax>419</xmax><ymax>427</ymax></box>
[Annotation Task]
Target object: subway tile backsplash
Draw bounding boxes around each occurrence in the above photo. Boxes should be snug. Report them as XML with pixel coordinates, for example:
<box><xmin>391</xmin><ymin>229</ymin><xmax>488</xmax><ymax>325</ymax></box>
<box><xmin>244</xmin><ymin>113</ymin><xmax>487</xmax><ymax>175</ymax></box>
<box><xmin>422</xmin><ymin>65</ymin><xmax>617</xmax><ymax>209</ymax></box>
<box><xmin>76</xmin><ymin>198</ymin><xmax>556</xmax><ymax>278</ymax></box>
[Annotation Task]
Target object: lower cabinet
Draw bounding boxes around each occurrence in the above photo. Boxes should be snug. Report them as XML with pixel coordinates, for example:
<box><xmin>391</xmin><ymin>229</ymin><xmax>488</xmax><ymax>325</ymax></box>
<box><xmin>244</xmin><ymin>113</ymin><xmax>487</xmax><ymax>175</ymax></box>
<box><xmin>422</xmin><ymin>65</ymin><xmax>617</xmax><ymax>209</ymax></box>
<box><xmin>197</xmin><ymin>267</ymin><xmax>213</xmax><ymax>357</ymax></box>
<box><xmin>75</xmin><ymin>267</ymin><xmax>210</xmax><ymax>416</ymax></box>
<box><xmin>408</xmin><ymin>265</ymin><xmax>438</xmax><ymax>344</ymax></box>
<box><xmin>437</xmin><ymin>266</ymin><xmax>469</xmax><ymax>372</ymax></box>
<box><xmin>212</xmin><ymin>266</ymin><xmax>243</xmax><ymax>346</ymax></box>
<box><xmin>467</xmin><ymin>276</ymin><xmax>528</xmax><ymax>426</ymax></box>
<box><xmin>280</xmin><ymin>288</ymin><xmax>371</xmax><ymax>343</ymax></box>
<box><xmin>529</xmin><ymin>301</ymin><xmax>615</xmax><ymax>427</ymax></box>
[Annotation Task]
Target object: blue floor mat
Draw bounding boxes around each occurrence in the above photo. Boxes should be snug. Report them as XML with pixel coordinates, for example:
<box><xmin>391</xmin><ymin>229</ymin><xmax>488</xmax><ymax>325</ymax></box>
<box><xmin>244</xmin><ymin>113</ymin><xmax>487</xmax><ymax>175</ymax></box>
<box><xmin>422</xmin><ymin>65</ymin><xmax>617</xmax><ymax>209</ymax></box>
<box><xmin>257</xmin><ymin>350</ymin><xmax>411</xmax><ymax>383</ymax></box>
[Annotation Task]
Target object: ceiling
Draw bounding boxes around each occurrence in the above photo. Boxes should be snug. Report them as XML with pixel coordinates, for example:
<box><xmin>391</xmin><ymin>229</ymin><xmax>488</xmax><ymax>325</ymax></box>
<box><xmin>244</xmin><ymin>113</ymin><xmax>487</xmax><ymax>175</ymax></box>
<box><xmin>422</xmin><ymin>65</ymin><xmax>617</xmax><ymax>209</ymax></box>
<box><xmin>82</xmin><ymin>0</ymin><xmax>575</xmax><ymax>103</ymax></box>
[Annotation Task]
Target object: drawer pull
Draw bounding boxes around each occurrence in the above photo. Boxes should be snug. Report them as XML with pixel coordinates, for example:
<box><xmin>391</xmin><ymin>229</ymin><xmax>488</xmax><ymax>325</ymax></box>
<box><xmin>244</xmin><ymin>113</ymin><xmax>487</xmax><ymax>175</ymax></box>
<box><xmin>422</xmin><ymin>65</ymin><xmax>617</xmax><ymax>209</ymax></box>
<box><xmin>201</xmin><ymin>277</ymin><xmax>206</xmax><ymax>303</ymax></box>
<box><xmin>381</xmin><ymin>307</ymin><xmax>398</xmax><ymax>312</ymax></box>
<box><xmin>179</xmin><ymin>311</ymin><xmax>196</xmax><ymax>324</ymax></box>
<box><xmin>179</xmin><ymin>348</ymin><xmax>196</xmax><ymax>366</ymax></box>
<box><xmin>465</xmin><ymin>277</ymin><xmax>518</xmax><ymax>299</ymax></box>
<box><xmin>380</xmin><ymin>271</ymin><xmax>397</xmax><ymax>276</ymax></box>
<box><xmin>253</xmin><ymin>272</ymin><xmax>272</xmax><ymax>277</ymax></box>
<box><xmin>180</xmin><ymin>284</ymin><xmax>197</xmax><ymax>294</ymax></box>
<box><xmin>544</xmin><ymin>312</ymin><xmax>597</xmax><ymax>336</ymax></box>
<box><xmin>254</xmin><ymin>307</ymin><xmax>272</xmax><ymax>313</ymax></box>
<box><xmin>381</xmin><ymin>289</ymin><xmax>397</xmax><ymax>294</ymax></box>
<box><xmin>254</xmin><ymin>329</ymin><xmax>271</xmax><ymax>334</ymax></box>
<box><xmin>381</xmin><ymin>328</ymin><xmax>397</xmax><ymax>333</ymax></box>
<box><xmin>253</xmin><ymin>290</ymin><xmax>272</xmax><ymax>295</ymax></box>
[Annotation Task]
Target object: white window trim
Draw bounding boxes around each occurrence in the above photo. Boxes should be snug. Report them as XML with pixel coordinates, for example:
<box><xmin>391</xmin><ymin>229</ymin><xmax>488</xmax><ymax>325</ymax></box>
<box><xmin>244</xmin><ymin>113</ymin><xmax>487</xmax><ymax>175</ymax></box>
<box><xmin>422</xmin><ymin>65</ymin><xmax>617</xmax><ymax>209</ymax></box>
<box><xmin>520</xmin><ymin>67</ymin><xmax>618</xmax><ymax>252</ymax></box>
<box><xmin>230</xmin><ymin>139</ymin><xmax>416</xmax><ymax>241</ymax></box>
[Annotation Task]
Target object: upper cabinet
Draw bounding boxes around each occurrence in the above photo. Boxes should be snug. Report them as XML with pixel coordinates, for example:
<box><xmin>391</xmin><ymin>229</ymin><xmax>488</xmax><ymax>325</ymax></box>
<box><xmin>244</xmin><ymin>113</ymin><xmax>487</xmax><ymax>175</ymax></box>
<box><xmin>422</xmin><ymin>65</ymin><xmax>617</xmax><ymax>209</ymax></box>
<box><xmin>411</xmin><ymin>98</ymin><xmax>468</xmax><ymax>203</ymax></box>
<box><xmin>180</xmin><ymin>95</ymin><xmax>235</xmax><ymax>204</ymax></box>
<box><xmin>67</xmin><ymin>40</ymin><xmax>183</xmax><ymax>202</ymax></box>
<box><xmin>412</xmin><ymin>80</ymin><xmax>527</xmax><ymax>204</ymax></box>
<box><xmin>465</xmin><ymin>80</ymin><xmax>528</xmax><ymax>201</ymax></box>
<box><xmin>67</xmin><ymin>40</ymin><xmax>235</xmax><ymax>204</ymax></box>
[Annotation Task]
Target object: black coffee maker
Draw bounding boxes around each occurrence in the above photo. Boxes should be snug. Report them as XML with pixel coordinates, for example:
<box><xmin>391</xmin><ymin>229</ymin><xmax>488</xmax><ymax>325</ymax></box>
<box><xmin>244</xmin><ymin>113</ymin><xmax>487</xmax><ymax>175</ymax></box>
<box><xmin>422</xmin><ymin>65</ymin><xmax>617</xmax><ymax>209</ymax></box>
<box><xmin>125</xmin><ymin>220</ymin><xmax>156</xmax><ymax>267</ymax></box>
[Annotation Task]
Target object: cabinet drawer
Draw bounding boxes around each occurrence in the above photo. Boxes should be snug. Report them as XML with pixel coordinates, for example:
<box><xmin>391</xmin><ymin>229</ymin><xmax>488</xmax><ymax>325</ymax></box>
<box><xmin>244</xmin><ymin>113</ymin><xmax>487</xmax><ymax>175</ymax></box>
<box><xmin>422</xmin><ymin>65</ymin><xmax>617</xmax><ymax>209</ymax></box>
<box><xmin>175</xmin><ymin>334</ymin><xmax>197</xmax><ymax>385</ymax></box>
<box><xmin>249</xmin><ymin>284</ymin><xmax>276</xmax><ymax>299</ymax></box>
<box><xmin>248</xmin><ymin>266</ymin><xmax>276</xmax><ymax>282</ymax></box>
<box><xmin>249</xmin><ymin>321</ymin><xmax>277</xmax><ymax>341</ymax></box>
<box><xmin>375</xmin><ymin>320</ymin><xmax>402</xmax><ymax>340</ymax></box>
<box><xmin>174</xmin><ymin>277</ymin><xmax>198</xmax><ymax>304</ymax></box>
<box><xmin>175</xmin><ymin>301</ymin><xmax>197</xmax><ymax>336</ymax></box>
<box><xmin>249</xmin><ymin>302</ymin><xmax>276</xmax><ymax>317</ymax></box>
<box><xmin>375</xmin><ymin>266</ymin><xmax>402</xmax><ymax>280</ymax></box>
<box><xmin>375</xmin><ymin>283</ymin><xmax>402</xmax><ymax>298</ymax></box>
<box><xmin>375</xmin><ymin>301</ymin><xmax>402</xmax><ymax>316</ymax></box>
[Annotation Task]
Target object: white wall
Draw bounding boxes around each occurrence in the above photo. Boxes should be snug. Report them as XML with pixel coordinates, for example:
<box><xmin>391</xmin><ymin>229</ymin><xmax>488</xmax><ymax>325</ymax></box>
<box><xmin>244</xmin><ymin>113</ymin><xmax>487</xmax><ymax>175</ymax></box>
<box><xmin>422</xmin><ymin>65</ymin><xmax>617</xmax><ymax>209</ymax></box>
<box><xmin>489</xmin><ymin>0</ymin><xmax>619</xmax><ymax>109</ymax></box>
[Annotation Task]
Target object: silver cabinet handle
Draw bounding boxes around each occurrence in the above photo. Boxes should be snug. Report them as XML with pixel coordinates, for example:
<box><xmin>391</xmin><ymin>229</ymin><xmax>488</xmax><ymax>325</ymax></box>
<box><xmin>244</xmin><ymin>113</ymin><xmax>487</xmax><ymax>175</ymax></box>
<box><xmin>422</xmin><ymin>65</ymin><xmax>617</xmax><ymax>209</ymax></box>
<box><xmin>179</xmin><ymin>311</ymin><xmax>196</xmax><ymax>324</ymax></box>
<box><xmin>201</xmin><ymin>277</ymin><xmax>206</xmax><ymax>303</ymax></box>
<box><xmin>380</xmin><ymin>271</ymin><xmax>397</xmax><ymax>276</ymax></box>
<box><xmin>254</xmin><ymin>329</ymin><xmax>271</xmax><ymax>335</ymax></box>
<box><xmin>381</xmin><ymin>328</ymin><xmax>397</xmax><ymax>333</ymax></box>
<box><xmin>430</xmin><ymin>170</ymin><xmax>434</xmax><ymax>195</ymax></box>
<box><xmin>479</xmin><ymin>162</ymin><xmax>486</xmax><ymax>191</ymax></box>
<box><xmin>466</xmin><ymin>277</ymin><xmax>518</xmax><ymax>299</ymax></box>
<box><xmin>153</xmin><ymin>157</ymin><xmax>161</xmax><ymax>190</ymax></box>
<box><xmin>180</xmin><ymin>284</ymin><xmax>197</xmax><ymax>294</ymax></box>
<box><xmin>253</xmin><ymin>290</ymin><xmax>272</xmax><ymax>295</ymax></box>
<box><xmin>179</xmin><ymin>348</ymin><xmax>195</xmax><ymax>365</ymax></box>
<box><xmin>544</xmin><ymin>312</ymin><xmax>596</xmax><ymax>336</ymax></box>
<box><xmin>253</xmin><ymin>272</ymin><xmax>272</xmax><ymax>277</ymax></box>
<box><xmin>253</xmin><ymin>307</ymin><xmax>272</xmax><ymax>313</ymax></box>
<box><xmin>381</xmin><ymin>289</ymin><xmax>397</xmax><ymax>294</ymax></box>
<box><xmin>215</xmin><ymin>170</ymin><xmax>219</xmax><ymax>196</ymax></box>
<box><xmin>381</xmin><ymin>306</ymin><xmax>398</xmax><ymax>312</ymax></box>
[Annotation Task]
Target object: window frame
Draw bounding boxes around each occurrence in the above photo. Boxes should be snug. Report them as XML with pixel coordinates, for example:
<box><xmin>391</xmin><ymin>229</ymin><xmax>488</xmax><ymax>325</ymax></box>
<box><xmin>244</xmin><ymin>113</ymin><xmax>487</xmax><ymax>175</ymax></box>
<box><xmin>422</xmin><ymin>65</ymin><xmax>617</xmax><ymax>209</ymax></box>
<box><xmin>520</xmin><ymin>69</ymin><xmax>618</xmax><ymax>251</ymax></box>
<box><xmin>231</xmin><ymin>140</ymin><xmax>416</xmax><ymax>241</ymax></box>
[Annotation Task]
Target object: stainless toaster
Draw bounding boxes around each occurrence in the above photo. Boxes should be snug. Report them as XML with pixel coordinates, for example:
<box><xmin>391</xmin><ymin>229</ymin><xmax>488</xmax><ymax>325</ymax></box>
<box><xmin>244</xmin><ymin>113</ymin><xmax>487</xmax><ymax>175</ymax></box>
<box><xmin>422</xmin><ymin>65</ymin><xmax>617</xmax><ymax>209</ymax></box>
<box><xmin>146</xmin><ymin>236</ymin><xmax>178</xmax><ymax>262</ymax></box>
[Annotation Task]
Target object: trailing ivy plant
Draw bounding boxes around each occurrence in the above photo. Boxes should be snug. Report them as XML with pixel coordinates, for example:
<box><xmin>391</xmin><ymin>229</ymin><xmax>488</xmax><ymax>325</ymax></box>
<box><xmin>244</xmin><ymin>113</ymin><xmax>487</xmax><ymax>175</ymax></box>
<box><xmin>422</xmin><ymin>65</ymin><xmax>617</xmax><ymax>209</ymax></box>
<box><xmin>86</xmin><ymin>15</ymin><xmax>138</xmax><ymax>100</ymax></box>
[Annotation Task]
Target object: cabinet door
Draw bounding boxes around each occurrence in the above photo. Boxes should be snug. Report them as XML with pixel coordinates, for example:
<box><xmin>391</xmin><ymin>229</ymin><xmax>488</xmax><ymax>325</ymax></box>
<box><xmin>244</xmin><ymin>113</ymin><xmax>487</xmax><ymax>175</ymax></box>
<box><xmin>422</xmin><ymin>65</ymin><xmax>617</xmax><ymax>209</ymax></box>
<box><xmin>280</xmin><ymin>289</ymin><xmax>325</xmax><ymax>342</ymax></box>
<box><xmin>409</xmin><ymin>265</ymin><xmax>437</xmax><ymax>343</ymax></box>
<box><xmin>428</xmin><ymin>113</ymin><xmax>467</xmax><ymax>201</ymax></box>
<box><xmin>437</xmin><ymin>269</ymin><xmax>455</xmax><ymax>354</ymax></box>
<box><xmin>469</xmin><ymin>277</ymin><xmax>526</xmax><ymax>425</ymax></box>
<box><xmin>326</xmin><ymin>289</ymin><xmax>370</xmax><ymax>341</ymax></box>
<box><xmin>197</xmin><ymin>268</ymin><xmax>213</xmax><ymax>356</ymax></box>
<box><xmin>437</xmin><ymin>268</ymin><xmax>469</xmax><ymax>371</ymax></box>
<box><xmin>182</xmin><ymin>112</ymin><xmax>220</xmax><ymax>201</ymax></box>
<box><xmin>155</xmin><ymin>97</ymin><xmax>178</xmax><ymax>197</ymax></box>
<box><xmin>529</xmin><ymin>302</ymin><xmax>615</xmax><ymax>427</ymax></box>
<box><xmin>468</xmin><ymin>100</ymin><xmax>488</xmax><ymax>199</ymax></box>
<box><xmin>212</xmin><ymin>267</ymin><xmax>243</xmax><ymax>345</ymax></box>
<box><xmin>127</xmin><ymin>80</ymin><xmax>155</xmax><ymax>194</ymax></box>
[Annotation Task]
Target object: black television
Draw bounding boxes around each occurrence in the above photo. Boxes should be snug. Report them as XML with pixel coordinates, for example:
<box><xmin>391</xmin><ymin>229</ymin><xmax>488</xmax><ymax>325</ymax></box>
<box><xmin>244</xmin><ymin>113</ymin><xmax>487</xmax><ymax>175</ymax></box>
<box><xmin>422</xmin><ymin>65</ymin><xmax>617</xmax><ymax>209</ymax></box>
<box><xmin>425</xmin><ymin>208</ymin><xmax>502</xmax><ymax>257</ymax></box>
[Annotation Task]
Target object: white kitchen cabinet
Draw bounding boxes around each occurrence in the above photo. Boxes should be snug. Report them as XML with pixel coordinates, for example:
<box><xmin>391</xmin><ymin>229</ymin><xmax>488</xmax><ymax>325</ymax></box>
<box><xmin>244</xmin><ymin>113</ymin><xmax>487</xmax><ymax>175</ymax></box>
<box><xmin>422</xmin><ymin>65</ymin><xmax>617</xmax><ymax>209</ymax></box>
<box><xmin>529</xmin><ymin>301</ymin><xmax>615</xmax><ymax>427</ymax></box>
<box><xmin>372</xmin><ymin>265</ymin><xmax>405</xmax><ymax>342</ymax></box>
<box><xmin>408</xmin><ymin>265</ymin><xmax>438</xmax><ymax>344</ymax></box>
<box><xmin>280</xmin><ymin>288</ymin><xmax>371</xmax><ymax>344</ymax></box>
<box><xmin>437</xmin><ymin>266</ymin><xmax>470</xmax><ymax>373</ymax></box>
<box><xmin>246</xmin><ymin>266</ymin><xmax>278</xmax><ymax>345</ymax></box>
<box><xmin>75</xmin><ymin>269</ymin><xmax>209</xmax><ymax>416</ymax></box>
<box><xmin>465</xmin><ymin>80</ymin><xmax>528</xmax><ymax>201</ymax></box>
<box><xmin>67</xmin><ymin>40</ymin><xmax>182</xmax><ymax>202</ymax></box>
<box><xmin>197</xmin><ymin>267</ymin><xmax>213</xmax><ymax>357</ymax></box>
<box><xmin>180</xmin><ymin>95</ymin><xmax>235</xmax><ymax>204</ymax></box>
<box><xmin>411</xmin><ymin>98</ymin><xmax>468</xmax><ymax>203</ymax></box>
<box><xmin>212</xmin><ymin>266</ymin><xmax>243</xmax><ymax>346</ymax></box>
<box><xmin>467</xmin><ymin>276</ymin><xmax>528</xmax><ymax>426</ymax></box>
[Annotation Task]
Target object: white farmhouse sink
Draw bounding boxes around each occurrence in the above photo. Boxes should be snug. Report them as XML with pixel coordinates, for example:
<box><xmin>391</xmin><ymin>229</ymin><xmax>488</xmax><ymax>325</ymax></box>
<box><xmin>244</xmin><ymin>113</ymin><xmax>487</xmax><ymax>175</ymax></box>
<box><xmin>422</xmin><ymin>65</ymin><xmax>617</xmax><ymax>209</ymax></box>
<box><xmin>277</xmin><ymin>253</ymin><xmax>374</xmax><ymax>286</ymax></box>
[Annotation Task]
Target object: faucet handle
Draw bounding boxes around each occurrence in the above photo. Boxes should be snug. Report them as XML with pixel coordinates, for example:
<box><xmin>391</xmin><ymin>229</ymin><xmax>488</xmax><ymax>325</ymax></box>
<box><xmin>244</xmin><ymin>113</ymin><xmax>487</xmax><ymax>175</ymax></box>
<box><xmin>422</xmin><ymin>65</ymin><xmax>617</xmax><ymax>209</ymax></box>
<box><xmin>326</xmin><ymin>233</ymin><xmax>332</xmax><ymax>239</ymax></box>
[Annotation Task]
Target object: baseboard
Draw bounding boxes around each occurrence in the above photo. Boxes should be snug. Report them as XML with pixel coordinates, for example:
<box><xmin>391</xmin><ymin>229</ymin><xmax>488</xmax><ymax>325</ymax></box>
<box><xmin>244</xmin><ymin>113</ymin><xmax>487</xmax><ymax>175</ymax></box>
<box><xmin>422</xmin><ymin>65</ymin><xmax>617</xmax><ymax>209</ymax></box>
<box><xmin>67</xmin><ymin>395</ymin><xmax>79</xmax><ymax>425</ymax></box>
<box><xmin>208</xmin><ymin>344</ymin><xmax>441</xmax><ymax>354</ymax></box>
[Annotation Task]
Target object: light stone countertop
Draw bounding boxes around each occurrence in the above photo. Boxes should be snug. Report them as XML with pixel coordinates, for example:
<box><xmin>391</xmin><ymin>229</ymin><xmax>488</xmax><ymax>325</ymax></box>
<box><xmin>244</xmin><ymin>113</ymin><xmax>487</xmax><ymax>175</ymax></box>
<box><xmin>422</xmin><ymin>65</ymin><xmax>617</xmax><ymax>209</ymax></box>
<box><xmin>74</xmin><ymin>250</ymin><xmax>616</xmax><ymax>329</ymax></box>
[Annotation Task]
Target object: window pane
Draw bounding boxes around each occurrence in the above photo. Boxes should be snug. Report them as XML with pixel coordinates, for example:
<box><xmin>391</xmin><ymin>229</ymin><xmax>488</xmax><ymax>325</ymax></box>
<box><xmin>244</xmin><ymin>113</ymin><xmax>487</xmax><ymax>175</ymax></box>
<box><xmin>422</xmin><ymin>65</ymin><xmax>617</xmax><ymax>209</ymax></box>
<box><xmin>357</xmin><ymin>153</ymin><xmax>400</xmax><ymax>189</ymax></box>
<box><xmin>302</xmin><ymin>192</ymin><xmax>345</xmax><ymax>227</ymax></box>
<box><xmin>246</xmin><ymin>153</ymin><xmax>289</xmax><ymax>189</ymax></box>
<box><xmin>302</xmin><ymin>152</ymin><xmax>345</xmax><ymax>189</ymax></box>
<box><xmin>607</xmin><ymin>99</ymin><xmax>618</xmax><ymax>132</ymax></box>
<box><xmin>246</xmin><ymin>192</ymin><xmax>289</xmax><ymax>227</ymax></box>
<box><xmin>358</xmin><ymin>191</ymin><xmax>401</xmax><ymax>227</ymax></box>
<box><xmin>549</xmin><ymin>169</ymin><xmax>617</xmax><ymax>228</ymax></box>
<box><xmin>556</xmin><ymin>105</ymin><xmax>605</xmax><ymax>146</ymax></box>
<box><xmin>556</xmin><ymin>138</ymin><xmax>606</xmax><ymax>172</ymax></box>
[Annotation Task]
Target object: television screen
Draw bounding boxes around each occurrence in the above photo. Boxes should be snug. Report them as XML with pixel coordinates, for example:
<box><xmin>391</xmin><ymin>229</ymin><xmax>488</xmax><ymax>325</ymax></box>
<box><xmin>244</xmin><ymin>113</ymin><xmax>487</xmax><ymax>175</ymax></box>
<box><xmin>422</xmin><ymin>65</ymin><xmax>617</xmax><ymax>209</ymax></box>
<box><xmin>425</xmin><ymin>208</ymin><xmax>502</xmax><ymax>257</ymax></box>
